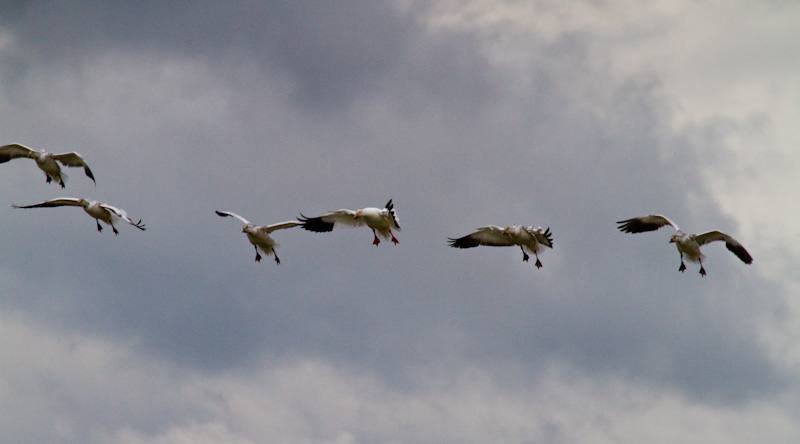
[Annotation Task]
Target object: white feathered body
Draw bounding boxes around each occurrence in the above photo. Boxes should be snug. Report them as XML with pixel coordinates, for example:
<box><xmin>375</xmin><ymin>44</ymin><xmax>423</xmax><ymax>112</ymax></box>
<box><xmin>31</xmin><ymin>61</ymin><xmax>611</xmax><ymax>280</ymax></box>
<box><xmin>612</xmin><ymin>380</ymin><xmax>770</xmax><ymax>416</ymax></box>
<box><xmin>670</xmin><ymin>232</ymin><xmax>705</xmax><ymax>263</ymax></box>
<box><xmin>243</xmin><ymin>225</ymin><xmax>279</xmax><ymax>257</ymax></box>
<box><xmin>31</xmin><ymin>152</ymin><xmax>67</xmax><ymax>184</ymax></box>
<box><xmin>80</xmin><ymin>199</ymin><xmax>115</xmax><ymax>225</ymax></box>
<box><xmin>356</xmin><ymin>206</ymin><xmax>401</xmax><ymax>240</ymax></box>
<box><xmin>506</xmin><ymin>225</ymin><xmax>549</xmax><ymax>256</ymax></box>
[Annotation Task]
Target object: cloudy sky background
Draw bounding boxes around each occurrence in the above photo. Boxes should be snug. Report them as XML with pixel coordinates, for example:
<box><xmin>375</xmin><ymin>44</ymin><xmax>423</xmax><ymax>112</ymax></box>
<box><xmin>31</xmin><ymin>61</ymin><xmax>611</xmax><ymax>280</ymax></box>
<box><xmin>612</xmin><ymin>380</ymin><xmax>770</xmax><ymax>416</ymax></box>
<box><xmin>1</xmin><ymin>1</ymin><xmax>799</xmax><ymax>443</ymax></box>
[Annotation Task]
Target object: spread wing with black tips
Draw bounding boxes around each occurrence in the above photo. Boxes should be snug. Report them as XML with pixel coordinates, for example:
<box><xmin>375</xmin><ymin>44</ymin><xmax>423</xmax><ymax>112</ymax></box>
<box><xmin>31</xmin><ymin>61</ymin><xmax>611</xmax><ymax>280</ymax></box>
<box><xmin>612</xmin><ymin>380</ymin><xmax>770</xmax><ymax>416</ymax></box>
<box><xmin>448</xmin><ymin>226</ymin><xmax>513</xmax><ymax>248</ymax></box>
<box><xmin>11</xmin><ymin>197</ymin><xmax>82</xmax><ymax>209</ymax></box>
<box><xmin>695</xmin><ymin>230</ymin><xmax>753</xmax><ymax>264</ymax></box>
<box><xmin>298</xmin><ymin>209</ymin><xmax>359</xmax><ymax>232</ymax></box>
<box><xmin>616</xmin><ymin>215</ymin><xmax>680</xmax><ymax>233</ymax></box>
<box><xmin>0</xmin><ymin>144</ymin><xmax>34</xmax><ymax>163</ymax></box>
<box><xmin>216</xmin><ymin>210</ymin><xmax>251</xmax><ymax>225</ymax></box>
<box><xmin>53</xmin><ymin>152</ymin><xmax>95</xmax><ymax>184</ymax></box>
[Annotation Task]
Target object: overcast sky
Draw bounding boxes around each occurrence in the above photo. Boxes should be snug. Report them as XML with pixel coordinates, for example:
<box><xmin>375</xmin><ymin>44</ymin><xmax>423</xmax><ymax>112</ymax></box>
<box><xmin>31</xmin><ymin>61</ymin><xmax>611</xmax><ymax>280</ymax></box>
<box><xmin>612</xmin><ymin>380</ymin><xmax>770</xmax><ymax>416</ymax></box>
<box><xmin>1</xmin><ymin>1</ymin><xmax>799</xmax><ymax>443</ymax></box>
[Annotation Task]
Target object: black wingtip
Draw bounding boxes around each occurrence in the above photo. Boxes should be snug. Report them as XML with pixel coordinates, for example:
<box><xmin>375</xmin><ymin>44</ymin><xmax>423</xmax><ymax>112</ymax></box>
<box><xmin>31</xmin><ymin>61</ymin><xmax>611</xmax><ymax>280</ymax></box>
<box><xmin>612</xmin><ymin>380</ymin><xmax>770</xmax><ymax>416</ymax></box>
<box><xmin>447</xmin><ymin>235</ymin><xmax>481</xmax><ymax>249</ymax></box>
<box><xmin>297</xmin><ymin>213</ymin><xmax>335</xmax><ymax>232</ymax></box>
<box><xmin>616</xmin><ymin>219</ymin><xmax>639</xmax><ymax>233</ymax></box>
<box><xmin>133</xmin><ymin>219</ymin><xmax>146</xmax><ymax>231</ymax></box>
<box><xmin>726</xmin><ymin>242</ymin><xmax>753</xmax><ymax>265</ymax></box>
<box><xmin>543</xmin><ymin>227</ymin><xmax>553</xmax><ymax>247</ymax></box>
<box><xmin>615</xmin><ymin>218</ymin><xmax>664</xmax><ymax>234</ymax></box>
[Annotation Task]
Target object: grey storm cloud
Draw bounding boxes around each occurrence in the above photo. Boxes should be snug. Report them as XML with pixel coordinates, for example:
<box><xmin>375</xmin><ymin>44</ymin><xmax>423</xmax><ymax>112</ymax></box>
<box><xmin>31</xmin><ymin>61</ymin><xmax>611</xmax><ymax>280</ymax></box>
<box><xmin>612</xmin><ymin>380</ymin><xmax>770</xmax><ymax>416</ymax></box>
<box><xmin>0</xmin><ymin>2</ymin><xmax>796</xmax><ymax>443</ymax></box>
<box><xmin>1</xmin><ymin>0</ymin><xmax>785</xmax><ymax>398</ymax></box>
<box><xmin>3</xmin><ymin>1</ymin><xmax>414</xmax><ymax>108</ymax></box>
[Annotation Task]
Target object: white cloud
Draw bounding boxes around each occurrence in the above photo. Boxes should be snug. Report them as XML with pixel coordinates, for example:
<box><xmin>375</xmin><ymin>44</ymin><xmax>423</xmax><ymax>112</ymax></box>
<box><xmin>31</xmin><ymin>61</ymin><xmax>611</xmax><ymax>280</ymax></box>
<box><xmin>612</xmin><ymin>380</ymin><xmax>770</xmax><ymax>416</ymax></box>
<box><xmin>3</xmin><ymin>310</ymin><xmax>799</xmax><ymax>444</ymax></box>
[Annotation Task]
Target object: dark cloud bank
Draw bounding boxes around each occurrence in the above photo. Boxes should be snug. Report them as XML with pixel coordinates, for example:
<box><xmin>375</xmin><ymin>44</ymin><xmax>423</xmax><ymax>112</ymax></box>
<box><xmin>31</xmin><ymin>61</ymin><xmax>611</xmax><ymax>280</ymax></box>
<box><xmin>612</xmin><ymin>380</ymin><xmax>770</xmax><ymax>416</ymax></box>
<box><xmin>0</xmin><ymin>0</ymin><xmax>790</xmax><ymax>419</ymax></box>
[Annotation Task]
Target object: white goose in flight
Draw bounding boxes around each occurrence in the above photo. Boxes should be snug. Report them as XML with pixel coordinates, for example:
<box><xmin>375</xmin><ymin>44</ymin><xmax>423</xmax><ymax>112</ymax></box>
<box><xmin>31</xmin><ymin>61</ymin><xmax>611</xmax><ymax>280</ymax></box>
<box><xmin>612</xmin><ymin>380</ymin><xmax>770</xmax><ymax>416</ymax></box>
<box><xmin>298</xmin><ymin>199</ymin><xmax>401</xmax><ymax>246</ymax></box>
<box><xmin>12</xmin><ymin>198</ymin><xmax>145</xmax><ymax>235</ymax></box>
<box><xmin>448</xmin><ymin>225</ymin><xmax>553</xmax><ymax>268</ymax></box>
<box><xmin>616</xmin><ymin>214</ymin><xmax>752</xmax><ymax>276</ymax></box>
<box><xmin>0</xmin><ymin>143</ymin><xmax>95</xmax><ymax>188</ymax></box>
<box><xmin>216</xmin><ymin>211</ymin><xmax>301</xmax><ymax>264</ymax></box>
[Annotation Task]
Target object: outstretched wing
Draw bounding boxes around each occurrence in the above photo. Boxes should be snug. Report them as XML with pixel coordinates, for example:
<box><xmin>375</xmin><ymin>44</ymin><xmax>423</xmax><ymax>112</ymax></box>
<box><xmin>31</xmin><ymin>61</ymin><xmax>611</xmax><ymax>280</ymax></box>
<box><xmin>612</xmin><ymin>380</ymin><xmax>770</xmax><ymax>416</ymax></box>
<box><xmin>265</xmin><ymin>220</ymin><xmax>302</xmax><ymax>233</ymax></box>
<box><xmin>102</xmin><ymin>204</ymin><xmax>146</xmax><ymax>231</ymax></box>
<box><xmin>527</xmin><ymin>226</ymin><xmax>554</xmax><ymax>249</ymax></box>
<box><xmin>11</xmin><ymin>197</ymin><xmax>82</xmax><ymax>209</ymax></box>
<box><xmin>52</xmin><ymin>152</ymin><xmax>95</xmax><ymax>184</ymax></box>
<box><xmin>215</xmin><ymin>210</ymin><xmax>250</xmax><ymax>225</ymax></box>
<box><xmin>448</xmin><ymin>225</ymin><xmax>513</xmax><ymax>248</ymax></box>
<box><xmin>695</xmin><ymin>230</ymin><xmax>753</xmax><ymax>264</ymax></box>
<box><xmin>298</xmin><ymin>209</ymin><xmax>361</xmax><ymax>232</ymax></box>
<box><xmin>616</xmin><ymin>215</ymin><xmax>680</xmax><ymax>233</ymax></box>
<box><xmin>0</xmin><ymin>143</ymin><xmax>34</xmax><ymax>164</ymax></box>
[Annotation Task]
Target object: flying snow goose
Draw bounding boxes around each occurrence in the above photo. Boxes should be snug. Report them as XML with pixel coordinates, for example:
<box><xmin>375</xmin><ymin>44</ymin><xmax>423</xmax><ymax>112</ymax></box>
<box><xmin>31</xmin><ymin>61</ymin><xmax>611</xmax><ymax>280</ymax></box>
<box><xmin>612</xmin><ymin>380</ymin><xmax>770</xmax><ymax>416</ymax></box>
<box><xmin>616</xmin><ymin>214</ymin><xmax>752</xmax><ymax>276</ymax></box>
<box><xmin>298</xmin><ymin>199</ymin><xmax>401</xmax><ymax>246</ymax></box>
<box><xmin>216</xmin><ymin>211</ymin><xmax>301</xmax><ymax>264</ymax></box>
<box><xmin>12</xmin><ymin>198</ymin><xmax>145</xmax><ymax>235</ymax></box>
<box><xmin>448</xmin><ymin>225</ymin><xmax>553</xmax><ymax>268</ymax></box>
<box><xmin>0</xmin><ymin>143</ymin><xmax>95</xmax><ymax>188</ymax></box>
